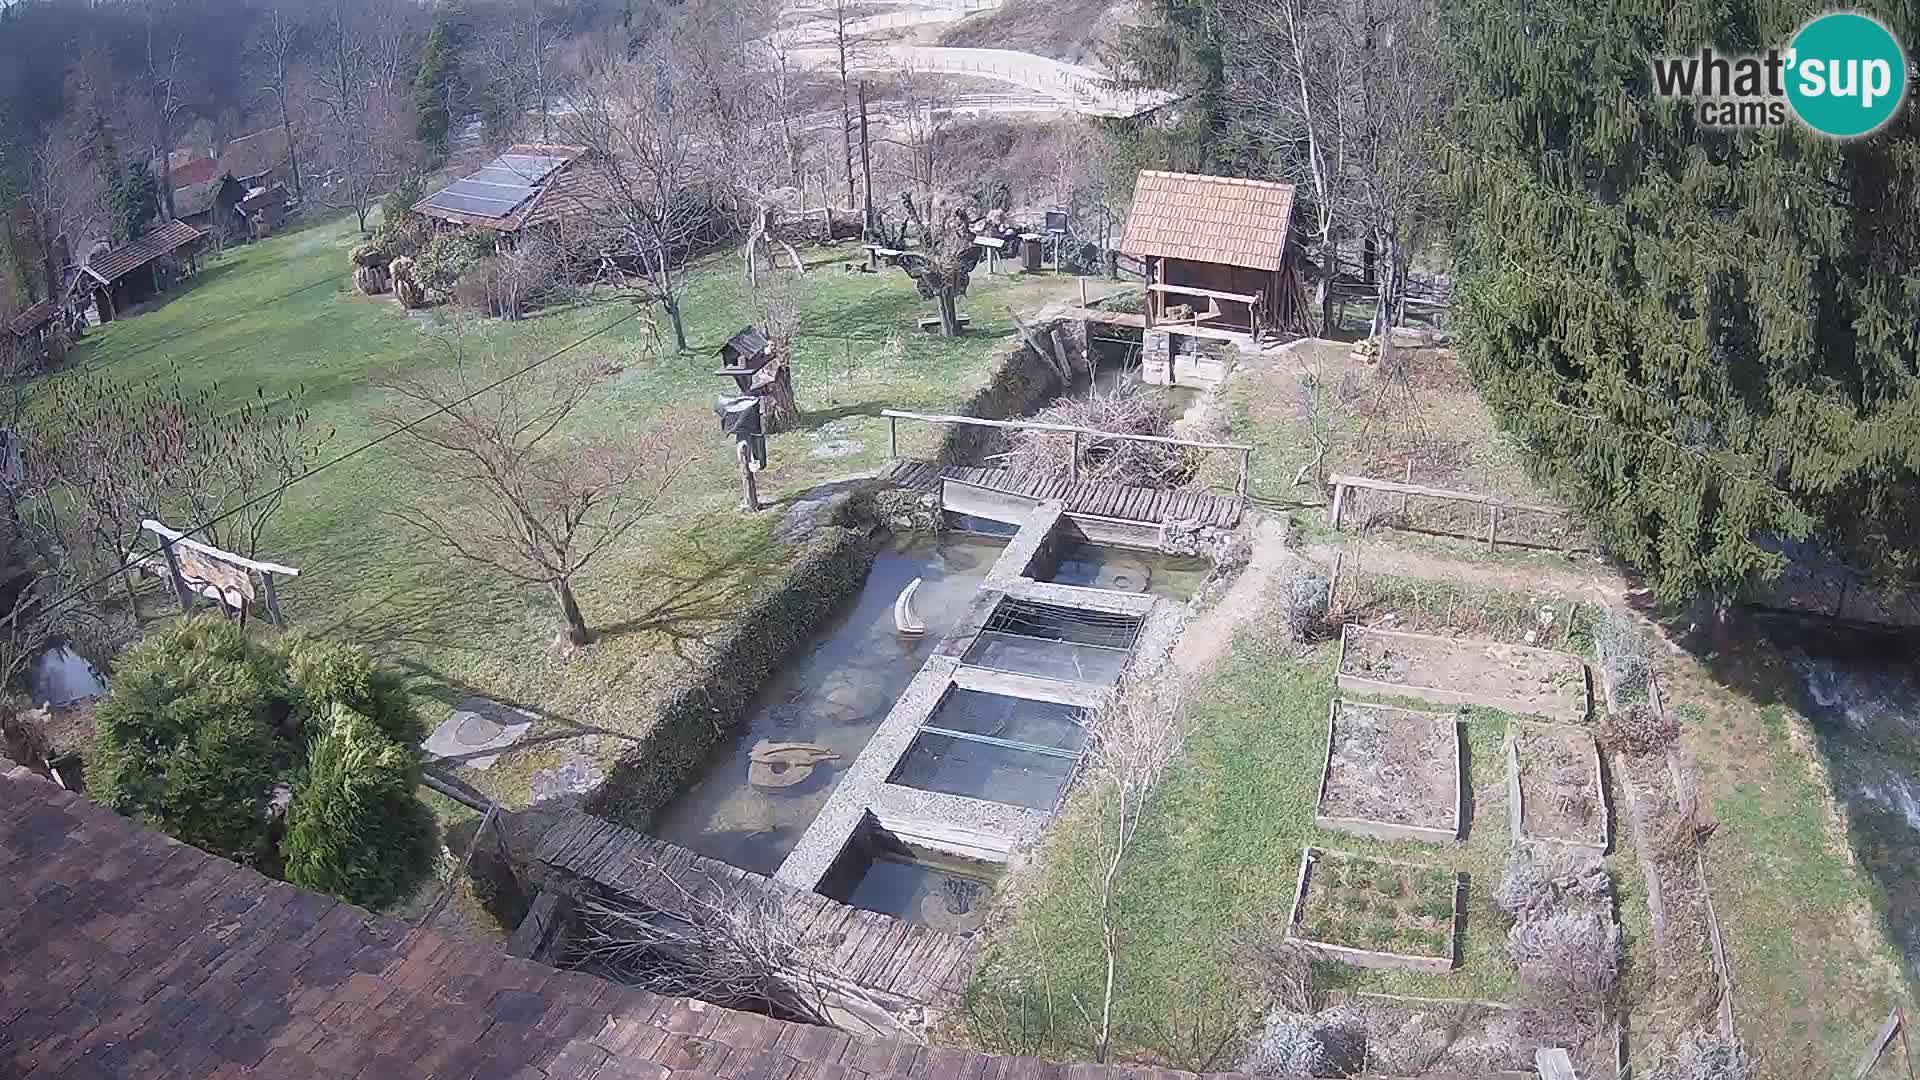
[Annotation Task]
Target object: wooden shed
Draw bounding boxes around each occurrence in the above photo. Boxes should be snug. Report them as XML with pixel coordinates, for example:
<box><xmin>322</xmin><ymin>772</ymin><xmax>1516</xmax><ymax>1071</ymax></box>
<box><xmin>1119</xmin><ymin>170</ymin><xmax>1308</xmax><ymax>338</ymax></box>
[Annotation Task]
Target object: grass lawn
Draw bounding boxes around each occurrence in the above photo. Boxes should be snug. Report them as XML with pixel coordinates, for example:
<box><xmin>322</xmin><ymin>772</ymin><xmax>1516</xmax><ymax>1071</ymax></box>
<box><xmin>52</xmin><ymin>212</ymin><xmax>1106</xmax><ymax>820</ymax></box>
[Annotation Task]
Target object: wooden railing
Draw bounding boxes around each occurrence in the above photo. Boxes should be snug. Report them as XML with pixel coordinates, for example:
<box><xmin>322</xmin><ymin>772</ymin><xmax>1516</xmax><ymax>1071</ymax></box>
<box><xmin>1325</xmin><ymin>473</ymin><xmax>1565</xmax><ymax>548</ymax></box>
<box><xmin>881</xmin><ymin>408</ymin><xmax>1254</xmax><ymax>496</ymax></box>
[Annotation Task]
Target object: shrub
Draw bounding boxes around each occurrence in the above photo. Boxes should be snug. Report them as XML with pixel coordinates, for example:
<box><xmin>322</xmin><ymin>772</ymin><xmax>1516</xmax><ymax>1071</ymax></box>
<box><xmin>282</xmin><ymin>635</ymin><xmax>425</xmax><ymax>746</ymax></box>
<box><xmin>89</xmin><ymin>616</ymin><xmax>434</xmax><ymax>908</ymax></box>
<box><xmin>413</xmin><ymin>229</ymin><xmax>495</xmax><ymax>300</ymax></box>
<box><xmin>1243</xmin><ymin>1012</ymin><xmax>1331</xmax><ymax>1078</ymax></box>
<box><xmin>1645</xmin><ymin>1032</ymin><xmax>1749</xmax><ymax>1080</ymax></box>
<box><xmin>1508</xmin><ymin>909</ymin><xmax>1622</xmax><ymax>998</ymax></box>
<box><xmin>381</xmin><ymin>175</ymin><xmax>427</xmax><ymax>228</ymax></box>
<box><xmin>1597</xmin><ymin>702</ymin><xmax>1680</xmax><ymax>756</ymax></box>
<box><xmin>1495</xmin><ymin>843</ymin><xmax>1609</xmax><ymax>918</ymax></box>
<box><xmin>90</xmin><ymin>619</ymin><xmax>293</xmax><ymax>864</ymax></box>
<box><xmin>282</xmin><ymin>706</ymin><xmax>435</xmax><ymax>910</ymax></box>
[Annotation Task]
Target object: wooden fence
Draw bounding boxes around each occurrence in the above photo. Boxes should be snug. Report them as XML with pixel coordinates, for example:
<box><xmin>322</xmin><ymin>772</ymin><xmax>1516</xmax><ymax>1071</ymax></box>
<box><xmin>1325</xmin><ymin>473</ymin><xmax>1578</xmax><ymax>550</ymax></box>
<box><xmin>881</xmin><ymin>408</ymin><xmax>1255</xmax><ymax>496</ymax></box>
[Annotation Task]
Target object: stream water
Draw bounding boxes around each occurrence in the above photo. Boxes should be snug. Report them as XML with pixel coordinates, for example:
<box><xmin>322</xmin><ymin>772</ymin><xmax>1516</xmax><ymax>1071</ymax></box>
<box><xmin>650</xmin><ymin>531</ymin><xmax>1008</xmax><ymax>876</ymax></box>
<box><xmin>29</xmin><ymin>646</ymin><xmax>107</xmax><ymax>706</ymax></box>
<box><xmin>1090</xmin><ymin>358</ymin><xmax>1202</xmax><ymax>421</ymax></box>
<box><xmin>1046</xmin><ymin>541</ymin><xmax>1212</xmax><ymax>600</ymax></box>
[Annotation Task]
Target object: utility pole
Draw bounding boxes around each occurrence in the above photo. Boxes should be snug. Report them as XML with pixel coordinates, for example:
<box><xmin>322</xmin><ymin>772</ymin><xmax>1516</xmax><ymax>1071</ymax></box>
<box><xmin>858</xmin><ymin>80</ymin><xmax>876</xmax><ymax>240</ymax></box>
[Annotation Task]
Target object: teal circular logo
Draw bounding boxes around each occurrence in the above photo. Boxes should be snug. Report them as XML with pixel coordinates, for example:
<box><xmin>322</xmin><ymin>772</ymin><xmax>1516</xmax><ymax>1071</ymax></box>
<box><xmin>1786</xmin><ymin>13</ymin><xmax>1907</xmax><ymax>137</ymax></box>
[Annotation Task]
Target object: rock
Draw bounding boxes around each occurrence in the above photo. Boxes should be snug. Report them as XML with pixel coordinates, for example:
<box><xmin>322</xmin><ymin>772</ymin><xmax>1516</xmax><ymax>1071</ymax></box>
<box><xmin>747</xmin><ymin>740</ymin><xmax>839</xmax><ymax>789</ymax></box>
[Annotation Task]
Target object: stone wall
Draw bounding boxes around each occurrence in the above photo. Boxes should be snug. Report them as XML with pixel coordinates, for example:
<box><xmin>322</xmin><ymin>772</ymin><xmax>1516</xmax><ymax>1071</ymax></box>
<box><xmin>934</xmin><ymin>316</ymin><xmax>1082</xmax><ymax>466</ymax></box>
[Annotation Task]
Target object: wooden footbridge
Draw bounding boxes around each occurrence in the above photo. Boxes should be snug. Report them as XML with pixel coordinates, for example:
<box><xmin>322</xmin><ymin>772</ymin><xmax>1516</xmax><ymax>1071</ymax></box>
<box><xmin>880</xmin><ymin>409</ymin><xmax>1250</xmax><ymax>529</ymax></box>
<box><xmin>536</xmin><ymin>813</ymin><xmax>977</xmax><ymax>1006</ymax></box>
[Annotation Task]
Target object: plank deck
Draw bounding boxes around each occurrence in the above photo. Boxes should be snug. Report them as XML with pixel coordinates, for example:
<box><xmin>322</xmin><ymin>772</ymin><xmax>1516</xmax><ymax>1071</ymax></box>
<box><xmin>881</xmin><ymin>458</ymin><xmax>1242</xmax><ymax>527</ymax></box>
<box><xmin>536</xmin><ymin>812</ymin><xmax>976</xmax><ymax>1004</ymax></box>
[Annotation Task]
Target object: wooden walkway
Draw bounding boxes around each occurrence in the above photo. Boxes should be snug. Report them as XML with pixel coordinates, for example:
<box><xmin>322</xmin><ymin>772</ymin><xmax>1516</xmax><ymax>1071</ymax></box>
<box><xmin>883</xmin><ymin>459</ymin><xmax>1244</xmax><ymax>528</ymax></box>
<box><xmin>536</xmin><ymin>813</ymin><xmax>976</xmax><ymax>1004</ymax></box>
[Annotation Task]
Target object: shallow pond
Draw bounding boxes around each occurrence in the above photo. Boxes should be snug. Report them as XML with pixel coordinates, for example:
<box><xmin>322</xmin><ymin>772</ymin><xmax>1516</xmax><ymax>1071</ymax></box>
<box><xmin>29</xmin><ymin>646</ymin><xmax>107</xmax><ymax>706</ymax></box>
<box><xmin>1046</xmin><ymin>541</ymin><xmax>1212</xmax><ymax>601</ymax></box>
<box><xmin>820</xmin><ymin>843</ymin><xmax>1001</xmax><ymax>934</ymax></box>
<box><xmin>649</xmin><ymin>531</ymin><xmax>1008</xmax><ymax>876</ymax></box>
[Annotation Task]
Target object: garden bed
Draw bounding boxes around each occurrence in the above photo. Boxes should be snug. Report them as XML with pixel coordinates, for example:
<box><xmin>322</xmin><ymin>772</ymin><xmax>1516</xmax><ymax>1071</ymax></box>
<box><xmin>1337</xmin><ymin>625</ymin><xmax>1591</xmax><ymax>723</ymax></box>
<box><xmin>1315</xmin><ymin>700</ymin><xmax>1462</xmax><ymax>843</ymax></box>
<box><xmin>1285</xmin><ymin>847</ymin><xmax>1460</xmax><ymax>974</ymax></box>
<box><xmin>1507</xmin><ymin>721</ymin><xmax>1609</xmax><ymax>851</ymax></box>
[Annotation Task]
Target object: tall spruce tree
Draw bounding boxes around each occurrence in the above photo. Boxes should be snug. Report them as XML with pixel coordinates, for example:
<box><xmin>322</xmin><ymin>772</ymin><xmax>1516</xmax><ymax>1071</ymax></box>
<box><xmin>1445</xmin><ymin>0</ymin><xmax>1920</xmax><ymax>602</ymax></box>
<box><xmin>415</xmin><ymin>6</ymin><xmax>467</xmax><ymax>156</ymax></box>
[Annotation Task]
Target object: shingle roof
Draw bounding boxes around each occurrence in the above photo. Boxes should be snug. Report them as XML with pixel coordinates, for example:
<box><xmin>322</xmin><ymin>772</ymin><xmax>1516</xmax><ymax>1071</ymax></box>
<box><xmin>7</xmin><ymin>299</ymin><xmax>54</xmax><ymax>338</ymax></box>
<box><xmin>219</xmin><ymin>128</ymin><xmax>292</xmax><ymax>183</ymax></box>
<box><xmin>1118</xmin><ymin>171</ymin><xmax>1297</xmax><ymax>272</ymax></box>
<box><xmin>171</xmin><ymin>156</ymin><xmax>221</xmax><ymax>189</ymax></box>
<box><xmin>0</xmin><ymin>770</ymin><xmax>1241</xmax><ymax>1080</ymax></box>
<box><xmin>85</xmin><ymin>220</ymin><xmax>204</xmax><ymax>284</ymax></box>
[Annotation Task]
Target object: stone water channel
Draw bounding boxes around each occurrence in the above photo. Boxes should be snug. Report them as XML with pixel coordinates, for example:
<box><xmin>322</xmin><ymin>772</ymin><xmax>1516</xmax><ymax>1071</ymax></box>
<box><xmin>649</xmin><ymin>497</ymin><xmax>1204</xmax><ymax>932</ymax></box>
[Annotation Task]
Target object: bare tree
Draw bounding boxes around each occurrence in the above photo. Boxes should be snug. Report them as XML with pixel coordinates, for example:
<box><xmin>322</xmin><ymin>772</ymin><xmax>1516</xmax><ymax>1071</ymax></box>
<box><xmin>374</xmin><ymin>341</ymin><xmax>699</xmax><ymax>646</ymax></box>
<box><xmin>310</xmin><ymin>0</ymin><xmax>424</xmax><ymax>233</ymax></box>
<box><xmin>559</xmin><ymin>39</ymin><xmax>721</xmax><ymax>352</ymax></box>
<box><xmin>790</xmin><ymin>0</ymin><xmax>872</xmax><ymax>211</ymax></box>
<box><xmin>569</xmin><ymin>873</ymin><xmax>833</xmax><ymax>1025</ymax></box>
<box><xmin>478</xmin><ymin>0</ymin><xmax>563</xmax><ymax>144</ymax></box>
<box><xmin>1225</xmin><ymin>0</ymin><xmax>1443</xmax><ymax>343</ymax></box>
<box><xmin>893</xmin><ymin>191</ymin><xmax>993</xmax><ymax>337</ymax></box>
<box><xmin>1225</xmin><ymin>0</ymin><xmax>1352</xmax><ymax>335</ymax></box>
<box><xmin>251</xmin><ymin>5</ymin><xmax>308</xmax><ymax>198</ymax></box>
<box><xmin>1079</xmin><ymin>669</ymin><xmax>1187</xmax><ymax>1064</ymax></box>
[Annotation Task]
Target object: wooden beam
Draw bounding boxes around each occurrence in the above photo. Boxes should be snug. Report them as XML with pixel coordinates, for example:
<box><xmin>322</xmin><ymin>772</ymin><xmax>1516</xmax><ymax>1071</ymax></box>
<box><xmin>141</xmin><ymin>520</ymin><xmax>301</xmax><ymax>576</ymax></box>
<box><xmin>1322</xmin><ymin>474</ymin><xmax>1563</xmax><ymax>516</ymax></box>
<box><xmin>1146</xmin><ymin>282</ymin><xmax>1263</xmax><ymax>305</ymax></box>
<box><xmin>879</xmin><ymin>409</ymin><xmax>1253</xmax><ymax>453</ymax></box>
<box><xmin>1851</xmin><ymin>1011</ymin><xmax>1902</xmax><ymax>1080</ymax></box>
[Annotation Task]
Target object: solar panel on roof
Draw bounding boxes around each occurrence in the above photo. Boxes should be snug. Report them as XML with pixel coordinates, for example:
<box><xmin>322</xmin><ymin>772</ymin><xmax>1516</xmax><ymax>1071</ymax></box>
<box><xmin>424</xmin><ymin>191</ymin><xmax>522</xmax><ymax>217</ymax></box>
<box><xmin>444</xmin><ymin>181</ymin><xmax>525</xmax><ymax>205</ymax></box>
<box><xmin>420</xmin><ymin>149</ymin><xmax>573</xmax><ymax>221</ymax></box>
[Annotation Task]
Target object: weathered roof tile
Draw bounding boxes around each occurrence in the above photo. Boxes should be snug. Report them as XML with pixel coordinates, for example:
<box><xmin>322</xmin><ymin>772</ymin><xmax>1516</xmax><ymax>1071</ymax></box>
<box><xmin>1118</xmin><ymin>171</ymin><xmax>1295</xmax><ymax>272</ymax></box>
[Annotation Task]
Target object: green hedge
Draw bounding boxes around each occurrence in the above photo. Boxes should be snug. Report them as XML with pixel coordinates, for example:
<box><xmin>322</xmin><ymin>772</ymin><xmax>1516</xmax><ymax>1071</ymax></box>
<box><xmin>283</xmin><ymin>705</ymin><xmax>436</xmax><ymax>910</ymax></box>
<box><xmin>89</xmin><ymin>616</ymin><xmax>435</xmax><ymax>908</ymax></box>
<box><xmin>584</xmin><ymin>508</ymin><xmax>878</xmax><ymax>828</ymax></box>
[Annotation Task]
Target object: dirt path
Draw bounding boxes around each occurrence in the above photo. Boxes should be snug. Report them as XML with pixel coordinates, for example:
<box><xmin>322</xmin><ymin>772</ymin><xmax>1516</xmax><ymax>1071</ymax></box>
<box><xmin>1307</xmin><ymin>537</ymin><xmax>1636</xmax><ymax>611</ymax></box>
<box><xmin>1172</xmin><ymin>513</ymin><xmax>1292</xmax><ymax>676</ymax></box>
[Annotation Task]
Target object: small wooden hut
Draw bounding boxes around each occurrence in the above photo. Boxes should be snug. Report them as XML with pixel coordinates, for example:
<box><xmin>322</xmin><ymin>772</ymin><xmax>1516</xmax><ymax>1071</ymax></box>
<box><xmin>61</xmin><ymin>221</ymin><xmax>205</xmax><ymax>325</ymax></box>
<box><xmin>1118</xmin><ymin>171</ymin><xmax>1308</xmax><ymax>338</ymax></box>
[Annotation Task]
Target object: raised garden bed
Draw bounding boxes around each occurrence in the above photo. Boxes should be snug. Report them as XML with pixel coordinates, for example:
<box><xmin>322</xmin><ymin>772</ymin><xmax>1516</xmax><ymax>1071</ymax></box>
<box><xmin>1507</xmin><ymin>721</ymin><xmax>1609</xmax><ymax>851</ymax></box>
<box><xmin>1315</xmin><ymin>699</ymin><xmax>1462</xmax><ymax>843</ymax></box>
<box><xmin>1285</xmin><ymin>847</ymin><xmax>1461</xmax><ymax>974</ymax></box>
<box><xmin>1337</xmin><ymin>624</ymin><xmax>1591</xmax><ymax>724</ymax></box>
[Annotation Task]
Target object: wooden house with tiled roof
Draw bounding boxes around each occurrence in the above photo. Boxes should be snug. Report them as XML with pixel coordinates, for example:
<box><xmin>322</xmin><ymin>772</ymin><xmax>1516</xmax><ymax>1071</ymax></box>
<box><xmin>1119</xmin><ymin>171</ymin><xmax>1308</xmax><ymax>338</ymax></box>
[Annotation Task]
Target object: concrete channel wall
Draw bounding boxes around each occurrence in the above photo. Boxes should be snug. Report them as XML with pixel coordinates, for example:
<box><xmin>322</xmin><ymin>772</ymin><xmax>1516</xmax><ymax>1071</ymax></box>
<box><xmin>774</xmin><ymin>496</ymin><xmax>1177</xmax><ymax>892</ymax></box>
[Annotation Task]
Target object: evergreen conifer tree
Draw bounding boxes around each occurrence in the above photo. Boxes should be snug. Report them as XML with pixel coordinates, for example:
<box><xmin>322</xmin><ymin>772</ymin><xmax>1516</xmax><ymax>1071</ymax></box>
<box><xmin>1445</xmin><ymin>0</ymin><xmax>1920</xmax><ymax>601</ymax></box>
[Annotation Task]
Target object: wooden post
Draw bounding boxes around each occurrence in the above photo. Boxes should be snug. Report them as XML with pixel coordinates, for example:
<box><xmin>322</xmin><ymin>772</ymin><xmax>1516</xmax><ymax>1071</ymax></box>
<box><xmin>1079</xmin><ymin>276</ymin><xmax>1088</xmax><ymax>307</ymax></box>
<box><xmin>1070</xmin><ymin>430</ymin><xmax>1081</xmax><ymax>484</ymax></box>
<box><xmin>1237</xmin><ymin>448</ymin><xmax>1252</xmax><ymax>498</ymax></box>
<box><xmin>262</xmin><ymin>572</ymin><xmax>284</xmax><ymax>627</ymax></box>
<box><xmin>1329</xmin><ymin>482</ymin><xmax>1347</xmax><ymax>531</ymax></box>
<box><xmin>1487</xmin><ymin>505</ymin><xmax>1499</xmax><ymax>548</ymax></box>
<box><xmin>159</xmin><ymin>539</ymin><xmax>193</xmax><ymax>612</ymax></box>
<box><xmin>1144</xmin><ymin>257</ymin><xmax>1157</xmax><ymax>328</ymax></box>
<box><xmin>737</xmin><ymin>440</ymin><xmax>761</xmax><ymax>512</ymax></box>
<box><xmin>1402</xmin><ymin>459</ymin><xmax>1413</xmax><ymax>516</ymax></box>
<box><xmin>888</xmin><ymin>415</ymin><xmax>899</xmax><ymax>459</ymax></box>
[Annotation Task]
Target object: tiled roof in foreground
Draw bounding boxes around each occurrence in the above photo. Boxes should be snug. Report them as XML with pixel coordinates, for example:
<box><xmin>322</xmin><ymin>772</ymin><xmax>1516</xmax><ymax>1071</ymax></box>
<box><xmin>0</xmin><ymin>769</ymin><xmax>1231</xmax><ymax>1080</ymax></box>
